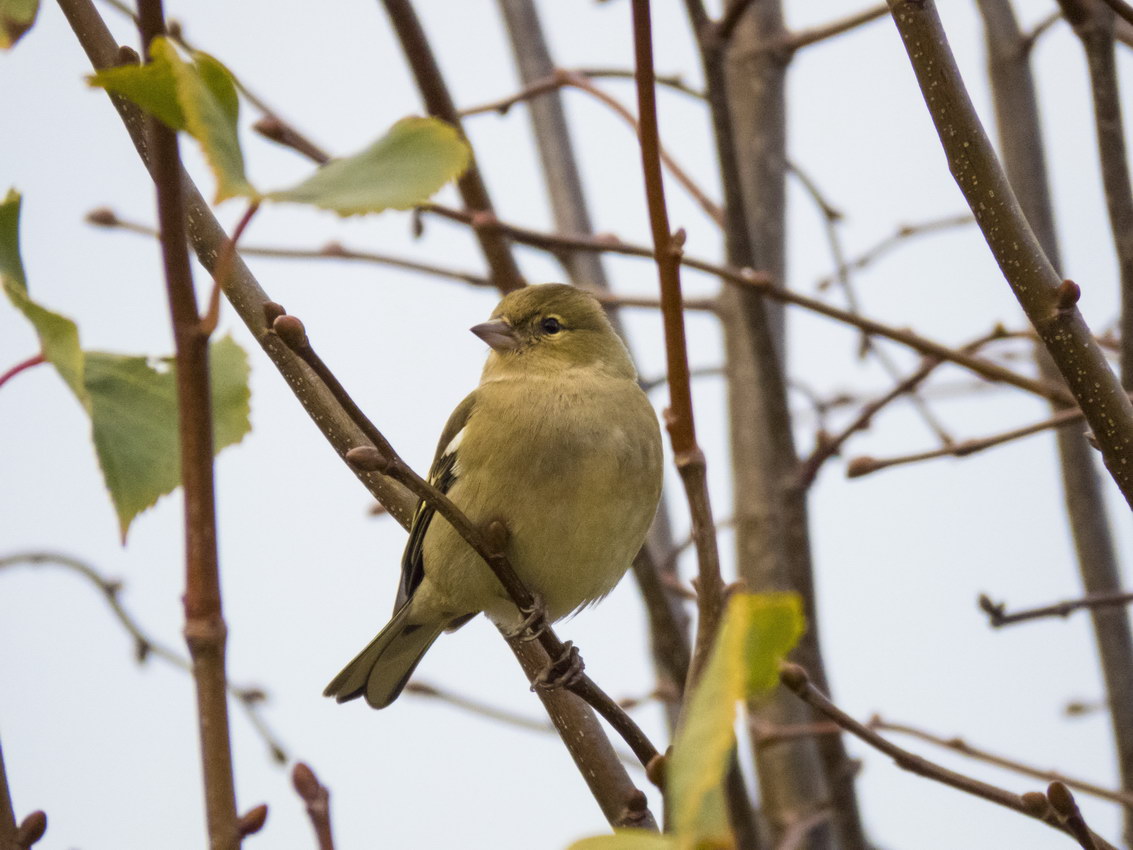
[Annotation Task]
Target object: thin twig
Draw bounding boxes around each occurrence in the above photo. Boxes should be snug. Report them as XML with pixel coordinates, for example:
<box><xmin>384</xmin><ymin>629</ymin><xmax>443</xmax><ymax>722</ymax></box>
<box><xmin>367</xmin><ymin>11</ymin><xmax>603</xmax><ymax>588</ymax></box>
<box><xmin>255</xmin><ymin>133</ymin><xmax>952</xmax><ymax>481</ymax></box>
<box><xmin>135</xmin><ymin>2</ymin><xmax>238</xmax><ymax>846</ymax></box>
<box><xmin>871</xmin><ymin>715</ymin><xmax>1133</xmax><ymax>808</ymax></box>
<box><xmin>846</xmin><ymin>400</ymin><xmax>1102</xmax><ymax>478</ymax></box>
<box><xmin>779</xmin><ymin>664</ymin><xmax>1120</xmax><ymax>850</ymax></box>
<box><xmin>379</xmin><ymin>0</ymin><xmax>524</xmax><ymax>292</ymax></box>
<box><xmin>790</xmin><ymin>159</ymin><xmax>954</xmax><ymax>445</ymax></box>
<box><xmin>0</xmin><ymin>354</ymin><xmax>46</xmax><ymax>390</ymax></box>
<box><xmin>0</xmin><ymin>736</ymin><xmax>18</xmax><ymax>849</ymax></box>
<box><xmin>424</xmin><ymin>203</ymin><xmax>1072</xmax><ymax>403</ymax></box>
<box><xmin>574</xmin><ymin>67</ymin><xmax>704</xmax><ymax>99</ymax></box>
<box><xmin>0</xmin><ymin>551</ymin><xmax>288</xmax><ymax>763</ymax></box>
<box><xmin>979</xmin><ymin>590</ymin><xmax>1133</xmax><ymax>628</ymax></box>
<box><xmin>786</xmin><ymin>3</ymin><xmax>889</xmax><ymax>51</ymax></box>
<box><xmin>632</xmin><ymin>0</ymin><xmax>725</xmax><ymax>690</ymax></box>
<box><xmin>816</xmin><ymin>213</ymin><xmax>975</xmax><ymax>290</ymax></box>
<box><xmin>459</xmin><ymin>68</ymin><xmax>724</xmax><ymax>226</ymax></box>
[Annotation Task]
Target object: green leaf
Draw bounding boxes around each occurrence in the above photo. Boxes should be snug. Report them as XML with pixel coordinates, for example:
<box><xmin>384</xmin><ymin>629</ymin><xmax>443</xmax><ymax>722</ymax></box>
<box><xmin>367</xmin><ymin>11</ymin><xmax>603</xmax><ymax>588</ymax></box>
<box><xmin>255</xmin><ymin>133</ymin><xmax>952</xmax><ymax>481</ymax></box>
<box><xmin>0</xmin><ymin>190</ymin><xmax>85</xmax><ymax>399</ymax></box>
<box><xmin>268</xmin><ymin>117</ymin><xmax>471</xmax><ymax>215</ymax></box>
<box><xmin>85</xmin><ymin>335</ymin><xmax>251</xmax><ymax>540</ymax></box>
<box><xmin>667</xmin><ymin>593</ymin><xmax>805</xmax><ymax>843</ymax></box>
<box><xmin>0</xmin><ymin>0</ymin><xmax>38</xmax><ymax>49</ymax></box>
<box><xmin>155</xmin><ymin>39</ymin><xmax>252</xmax><ymax>201</ymax></box>
<box><xmin>88</xmin><ymin>56</ymin><xmax>185</xmax><ymax>131</ymax></box>
<box><xmin>568</xmin><ymin>832</ymin><xmax>676</xmax><ymax>850</ymax></box>
<box><xmin>89</xmin><ymin>38</ymin><xmax>253</xmax><ymax>202</ymax></box>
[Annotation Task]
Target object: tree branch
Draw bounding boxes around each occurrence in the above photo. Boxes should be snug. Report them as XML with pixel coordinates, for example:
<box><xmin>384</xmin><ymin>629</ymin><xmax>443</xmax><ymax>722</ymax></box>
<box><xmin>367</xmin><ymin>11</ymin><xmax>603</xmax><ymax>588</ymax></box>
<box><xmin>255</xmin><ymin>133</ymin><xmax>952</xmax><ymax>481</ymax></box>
<box><xmin>980</xmin><ymin>590</ymin><xmax>1133</xmax><ymax>628</ymax></box>
<box><xmin>0</xmin><ymin>551</ymin><xmax>288</xmax><ymax>763</ymax></box>
<box><xmin>631</xmin><ymin>0</ymin><xmax>725</xmax><ymax>691</ymax></box>
<box><xmin>134</xmin><ymin>1</ymin><xmax>237</xmax><ymax>845</ymax></box>
<box><xmin>422</xmin><ymin>203</ymin><xmax>1071</xmax><ymax>403</ymax></box>
<box><xmin>870</xmin><ymin>715</ymin><xmax>1133</xmax><ymax>808</ymax></box>
<box><xmin>377</xmin><ymin>0</ymin><xmax>524</xmax><ymax>292</ymax></box>
<box><xmin>780</xmin><ymin>664</ymin><xmax>1120</xmax><ymax>850</ymax></box>
<box><xmin>292</xmin><ymin>764</ymin><xmax>335</xmax><ymax>850</ymax></box>
<box><xmin>459</xmin><ymin>68</ymin><xmax>724</xmax><ymax>226</ymax></box>
<box><xmin>886</xmin><ymin>0</ymin><xmax>1133</xmax><ymax>507</ymax></box>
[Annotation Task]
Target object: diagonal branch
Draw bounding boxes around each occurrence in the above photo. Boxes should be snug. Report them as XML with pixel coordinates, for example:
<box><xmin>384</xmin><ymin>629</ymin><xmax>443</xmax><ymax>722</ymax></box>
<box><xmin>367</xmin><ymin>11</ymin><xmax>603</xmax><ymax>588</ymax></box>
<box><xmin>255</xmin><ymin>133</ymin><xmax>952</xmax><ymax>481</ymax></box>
<box><xmin>886</xmin><ymin>0</ymin><xmax>1133</xmax><ymax>507</ymax></box>
<box><xmin>780</xmin><ymin>664</ymin><xmax>1121</xmax><ymax>850</ymax></box>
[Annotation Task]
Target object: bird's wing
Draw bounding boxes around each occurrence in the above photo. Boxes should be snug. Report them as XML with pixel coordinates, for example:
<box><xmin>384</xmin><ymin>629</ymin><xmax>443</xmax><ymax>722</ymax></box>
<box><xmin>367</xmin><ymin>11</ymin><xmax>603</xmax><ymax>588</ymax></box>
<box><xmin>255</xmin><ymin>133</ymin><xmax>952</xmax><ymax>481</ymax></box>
<box><xmin>394</xmin><ymin>390</ymin><xmax>478</xmax><ymax>610</ymax></box>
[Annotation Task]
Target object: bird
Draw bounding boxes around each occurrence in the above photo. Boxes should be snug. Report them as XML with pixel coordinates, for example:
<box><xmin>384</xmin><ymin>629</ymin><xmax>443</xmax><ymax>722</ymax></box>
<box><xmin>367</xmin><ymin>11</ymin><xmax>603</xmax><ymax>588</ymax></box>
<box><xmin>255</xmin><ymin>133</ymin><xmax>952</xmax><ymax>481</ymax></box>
<box><xmin>324</xmin><ymin>283</ymin><xmax>664</xmax><ymax>709</ymax></box>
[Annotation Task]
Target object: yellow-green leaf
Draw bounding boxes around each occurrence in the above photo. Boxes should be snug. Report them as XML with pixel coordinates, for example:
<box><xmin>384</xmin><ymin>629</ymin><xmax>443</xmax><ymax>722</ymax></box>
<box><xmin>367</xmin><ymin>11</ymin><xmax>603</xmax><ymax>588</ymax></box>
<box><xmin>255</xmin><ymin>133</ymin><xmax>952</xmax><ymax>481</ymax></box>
<box><xmin>0</xmin><ymin>0</ymin><xmax>38</xmax><ymax>49</ymax></box>
<box><xmin>90</xmin><ymin>38</ymin><xmax>253</xmax><ymax>202</ymax></box>
<box><xmin>0</xmin><ymin>190</ymin><xmax>85</xmax><ymax>399</ymax></box>
<box><xmin>154</xmin><ymin>39</ymin><xmax>252</xmax><ymax>201</ymax></box>
<box><xmin>268</xmin><ymin>117</ymin><xmax>470</xmax><ymax>215</ymax></box>
<box><xmin>88</xmin><ymin>57</ymin><xmax>185</xmax><ymax>131</ymax></box>
<box><xmin>86</xmin><ymin>335</ymin><xmax>251</xmax><ymax>540</ymax></box>
<box><xmin>568</xmin><ymin>832</ymin><xmax>676</xmax><ymax>850</ymax></box>
<box><xmin>667</xmin><ymin>593</ymin><xmax>805</xmax><ymax>842</ymax></box>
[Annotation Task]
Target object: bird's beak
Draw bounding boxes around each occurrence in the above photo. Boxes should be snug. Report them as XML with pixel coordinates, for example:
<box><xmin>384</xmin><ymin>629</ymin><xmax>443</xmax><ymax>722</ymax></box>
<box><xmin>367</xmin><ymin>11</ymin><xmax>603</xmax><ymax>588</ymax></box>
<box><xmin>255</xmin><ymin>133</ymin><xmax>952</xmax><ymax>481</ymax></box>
<box><xmin>470</xmin><ymin>319</ymin><xmax>521</xmax><ymax>351</ymax></box>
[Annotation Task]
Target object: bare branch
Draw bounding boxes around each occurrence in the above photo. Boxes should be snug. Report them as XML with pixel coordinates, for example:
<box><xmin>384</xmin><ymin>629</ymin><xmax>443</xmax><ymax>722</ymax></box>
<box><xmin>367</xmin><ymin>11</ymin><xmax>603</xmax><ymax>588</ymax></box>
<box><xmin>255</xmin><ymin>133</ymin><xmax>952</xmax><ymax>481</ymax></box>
<box><xmin>423</xmin><ymin>203</ymin><xmax>1072</xmax><ymax>403</ymax></box>
<box><xmin>886</xmin><ymin>0</ymin><xmax>1133</xmax><ymax>507</ymax></box>
<box><xmin>980</xmin><ymin>590</ymin><xmax>1133</xmax><ymax>628</ymax></box>
<box><xmin>786</xmin><ymin>4</ymin><xmax>889</xmax><ymax>52</ymax></box>
<box><xmin>872</xmin><ymin>716</ymin><xmax>1133</xmax><ymax>808</ymax></box>
<box><xmin>460</xmin><ymin>68</ymin><xmax>724</xmax><ymax>226</ymax></box>
<box><xmin>0</xmin><ymin>551</ymin><xmax>288</xmax><ymax>763</ymax></box>
<box><xmin>780</xmin><ymin>664</ymin><xmax>1121</xmax><ymax>850</ymax></box>
<box><xmin>846</xmin><ymin>402</ymin><xmax>1097</xmax><ymax>478</ymax></box>
<box><xmin>134</xmin><ymin>1</ymin><xmax>238</xmax><ymax>844</ymax></box>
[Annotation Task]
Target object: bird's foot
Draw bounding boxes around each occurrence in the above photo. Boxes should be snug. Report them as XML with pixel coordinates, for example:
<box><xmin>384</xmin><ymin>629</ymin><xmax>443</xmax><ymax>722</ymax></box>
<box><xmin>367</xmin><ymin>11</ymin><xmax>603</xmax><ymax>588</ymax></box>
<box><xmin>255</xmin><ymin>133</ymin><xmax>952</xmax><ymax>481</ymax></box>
<box><xmin>504</xmin><ymin>593</ymin><xmax>548</xmax><ymax>642</ymax></box>
<box><xmin>532</xmin><ymin>641</ymin><xmax>584</xmax><ymax>691</ymax></box>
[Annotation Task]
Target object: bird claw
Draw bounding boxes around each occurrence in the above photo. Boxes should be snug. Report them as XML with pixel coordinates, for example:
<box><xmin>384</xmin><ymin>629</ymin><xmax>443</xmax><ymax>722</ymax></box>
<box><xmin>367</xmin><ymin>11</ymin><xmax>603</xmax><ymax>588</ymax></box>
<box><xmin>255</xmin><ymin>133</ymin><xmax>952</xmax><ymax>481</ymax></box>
<box><xmin>504</xmin><ymin>593</ymin><xmax>548</xmax><ymax>642</ymax></box>
<box><xmin>532</xmin><ymin>641</ymin><xmax>584</xmax><ymax>691</ymax></box>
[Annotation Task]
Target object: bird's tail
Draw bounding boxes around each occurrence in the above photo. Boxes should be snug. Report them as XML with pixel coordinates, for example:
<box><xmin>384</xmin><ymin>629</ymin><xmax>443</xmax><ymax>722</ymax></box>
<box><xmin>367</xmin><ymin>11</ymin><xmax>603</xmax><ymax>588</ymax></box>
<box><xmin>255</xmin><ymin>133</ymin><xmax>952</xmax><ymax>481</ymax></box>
<box><xmin>323</xmin><ymin>604</ymin><xmax>445</xmax><ymax>709</ymax></box>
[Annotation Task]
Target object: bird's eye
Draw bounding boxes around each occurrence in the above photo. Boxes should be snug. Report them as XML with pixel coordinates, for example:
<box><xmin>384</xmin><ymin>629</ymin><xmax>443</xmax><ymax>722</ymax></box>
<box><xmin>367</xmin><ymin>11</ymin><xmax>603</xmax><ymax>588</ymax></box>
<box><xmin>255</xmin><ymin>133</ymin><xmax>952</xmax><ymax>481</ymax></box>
<box><xmin>540</xmin><ymin>316</ymin><xmax>563</xmax><ymax>335</ymax></box>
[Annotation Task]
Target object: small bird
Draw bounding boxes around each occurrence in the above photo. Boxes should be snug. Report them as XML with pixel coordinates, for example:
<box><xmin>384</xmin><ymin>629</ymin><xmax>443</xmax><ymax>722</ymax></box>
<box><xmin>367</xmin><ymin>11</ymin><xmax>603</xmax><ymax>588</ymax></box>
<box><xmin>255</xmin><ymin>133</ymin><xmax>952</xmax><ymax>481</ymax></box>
<box><xmin>324</xmin><ymin>284</ymin><xmax>663</xmax><ymax>709</ymax></box>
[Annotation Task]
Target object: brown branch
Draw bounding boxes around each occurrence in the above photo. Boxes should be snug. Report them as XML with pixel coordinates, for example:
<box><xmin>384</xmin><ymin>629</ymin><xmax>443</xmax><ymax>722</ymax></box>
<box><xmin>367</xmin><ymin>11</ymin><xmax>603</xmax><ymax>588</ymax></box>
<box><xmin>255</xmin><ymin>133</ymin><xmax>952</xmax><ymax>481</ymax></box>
<box><xmin>886</xmin><ymin>0</ymin><xmax>1133</xmax><ymax>507</ymax></box>
<box><xmin>292</xmin><ymin>764</ymin><xmax>334</xmax><ymax>850</ymax></box>
<box><xmin>0</xmin><ymin>551</ymin><xmax>288</xmax><ymax>763</ymax></box>
<box><xmin>378</xmin><ymin>0</ymin><xmax>524</xmax><ymax>292</ymax></box>
<box><xmin>815</xmin><ymin>213</ymin><xmax>975</xmax><ymax>290</ymax></box>
<box><xmin>423</xmin><ymin>203</ymin><xmax>1072</xmax><ymax>403</ymax></box>
<box><xmin>779</xmin><ymin>664</ymin><xmax>1121</xmax><ymax>850</ymax></box>
<box><xmin>1067</xmin><ymin>2</ymin><xmax>1133</xmax><ymax>389</ymax></box>
<box><xmin>269</xmin><ymin>312</ymin><xmax>662</xmax><ymax>775</ymax></box>
<box><xmin>573</xmin><ymin>67</ymin><xmax>704</xmax><ymax>99</ymax></box>
<box><xmin>459</xmin><ymin>68</ymin><xmax>724</xmax><ymax>226</ymax></box>
<box><xmin>980</xmin><ymin>590</ymin><xmax>1133</xmax><ymax>628</ymax></box>
<box><xmin>1099</xmin><ymin>0</ymin><xmax>1133</xmax><ymax>28</ymax></box>
<box><xmin>135</xmin><ymin>2</ymin><xmax>237</xmax><ymax>846</ymax></box>
<box><xmin>846</xmin><ymin>402</ymin><xmax>1097</xmax><ymax>478</ymax></box>
<box><xmin>88</xmin><ymin>208</ymin><xmax>720</xmax><ymax>312</ymax></box>
<box><xmin>791</xmin><ymin>159</ymin><xmax>954</xmax><ymax>445</ymax></box>
<box><xmin>786</xmin><ymin>3</ymin><xmax>889</xmax><ymax>51</ymax></box>
<box><xmin>632</xmin><ymin>0</ymin><xmax>725</xmax><ymax>691</ymax></box>
<box><xmin>871</xmin><ymin>715</ymin><xmax>1133</xmax><ymax>808</ymax></box>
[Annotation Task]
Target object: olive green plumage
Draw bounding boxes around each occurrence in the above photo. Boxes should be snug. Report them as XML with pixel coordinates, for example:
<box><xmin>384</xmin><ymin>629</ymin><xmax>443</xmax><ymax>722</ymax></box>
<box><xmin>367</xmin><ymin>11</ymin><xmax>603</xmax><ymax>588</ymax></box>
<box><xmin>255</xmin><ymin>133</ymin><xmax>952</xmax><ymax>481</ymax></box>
<box><xmin>324</xmin><ymin>284</ymin><xmax>664</xmax><ymax>709</ymax></box>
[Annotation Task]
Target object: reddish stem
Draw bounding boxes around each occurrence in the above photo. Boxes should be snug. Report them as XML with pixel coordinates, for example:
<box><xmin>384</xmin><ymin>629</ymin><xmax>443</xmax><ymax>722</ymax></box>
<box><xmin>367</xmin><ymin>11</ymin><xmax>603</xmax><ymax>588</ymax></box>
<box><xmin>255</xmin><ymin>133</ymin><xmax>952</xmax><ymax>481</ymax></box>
<box><xmin>0</xmin><ymin>354</ymin><xmax>46</xmax><ymax>391</ymax></box>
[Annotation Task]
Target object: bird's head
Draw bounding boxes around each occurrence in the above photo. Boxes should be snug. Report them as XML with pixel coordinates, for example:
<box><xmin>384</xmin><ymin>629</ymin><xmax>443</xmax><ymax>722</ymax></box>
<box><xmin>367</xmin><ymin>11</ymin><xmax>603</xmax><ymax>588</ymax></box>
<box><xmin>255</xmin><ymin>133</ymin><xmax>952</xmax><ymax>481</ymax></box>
<box><xmin>471</xmin><ymin>284</ymin><xmax>635</xmax><ymax>379</ymax></box>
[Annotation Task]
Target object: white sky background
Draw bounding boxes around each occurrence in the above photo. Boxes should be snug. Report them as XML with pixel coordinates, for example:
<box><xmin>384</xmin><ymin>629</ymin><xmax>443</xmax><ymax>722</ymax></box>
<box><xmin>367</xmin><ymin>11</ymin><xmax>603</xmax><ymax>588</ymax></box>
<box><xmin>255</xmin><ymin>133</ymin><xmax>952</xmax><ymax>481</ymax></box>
<box><xmin>2</xmin><ymin>0</ymin><xmax>1132</xmax><ymax>848</ymax></box>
